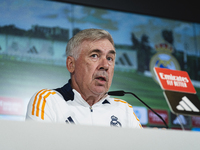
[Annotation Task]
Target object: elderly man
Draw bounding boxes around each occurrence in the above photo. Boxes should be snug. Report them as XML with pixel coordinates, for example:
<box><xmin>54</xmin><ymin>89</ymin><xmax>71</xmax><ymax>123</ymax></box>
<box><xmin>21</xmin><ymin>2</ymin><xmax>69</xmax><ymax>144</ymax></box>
<box><xmin>26</xmin><ymin>28</ymin><xmax>142</xmax><ymax>128</ymax></box>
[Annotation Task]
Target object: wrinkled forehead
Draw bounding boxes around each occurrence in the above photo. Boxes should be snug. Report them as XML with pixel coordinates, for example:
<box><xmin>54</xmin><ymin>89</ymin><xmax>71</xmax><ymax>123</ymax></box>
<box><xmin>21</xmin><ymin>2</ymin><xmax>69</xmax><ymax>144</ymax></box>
<box><xmin>80</xmin><ymin>39</ymin><xmax>115</xmax><ymax>53</ymax></box>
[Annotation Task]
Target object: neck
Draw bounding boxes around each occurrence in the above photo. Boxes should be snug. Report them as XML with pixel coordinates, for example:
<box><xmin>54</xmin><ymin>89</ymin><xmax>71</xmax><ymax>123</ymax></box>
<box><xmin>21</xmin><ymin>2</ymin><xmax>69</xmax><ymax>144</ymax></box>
<box><xmin>84</xmin><ymin>94</ymin><xmax>107</xmax><ymax>106</ymax></box>
<box><xmin>70</xmin><ymin>78</ymin><xmax>107</xmax><ymax>106</ymax></box>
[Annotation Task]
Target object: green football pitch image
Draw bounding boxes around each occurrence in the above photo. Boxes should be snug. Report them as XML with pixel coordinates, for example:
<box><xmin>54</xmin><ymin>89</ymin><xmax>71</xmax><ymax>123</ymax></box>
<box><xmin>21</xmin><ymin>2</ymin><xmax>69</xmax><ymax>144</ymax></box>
<box><xmin>1</xmin><ymin>58</ymin><xmax>200</xmax><ymax>111</ymax></box>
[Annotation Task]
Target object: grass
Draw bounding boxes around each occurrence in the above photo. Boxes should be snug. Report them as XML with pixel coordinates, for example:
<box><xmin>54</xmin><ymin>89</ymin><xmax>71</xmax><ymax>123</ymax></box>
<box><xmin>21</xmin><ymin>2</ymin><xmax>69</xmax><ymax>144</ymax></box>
<box><xmin>110</xmin><ymin>70</ymin><xmax>169</xmax><ymax>110</ymax></box>
<box><xmin>1</xmin><ymin>57</ymin><xmax>200</xmax><ymax>111</ymax></box>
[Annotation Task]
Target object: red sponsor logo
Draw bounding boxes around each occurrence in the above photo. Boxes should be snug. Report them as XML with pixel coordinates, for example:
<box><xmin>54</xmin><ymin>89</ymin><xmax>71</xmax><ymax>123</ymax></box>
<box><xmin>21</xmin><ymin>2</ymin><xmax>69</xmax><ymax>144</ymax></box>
<box><xmin>148</xmin><ymin>109</ymin><xmax>168</xmax><ymax>125</ymax></box>
<box><xmin>0</xmin><ymin>97</ymin><xmax>24</xmax><ymax>115</ymax></box>
<box><xmin>154</xmin><ymin>67</ymin><xmax>196</xmax><ymax>94</ymax></box>
<box><xmin>192</xmin><ymin>116</ymin><xmax>200</xmax><ymax>127</ymax></box>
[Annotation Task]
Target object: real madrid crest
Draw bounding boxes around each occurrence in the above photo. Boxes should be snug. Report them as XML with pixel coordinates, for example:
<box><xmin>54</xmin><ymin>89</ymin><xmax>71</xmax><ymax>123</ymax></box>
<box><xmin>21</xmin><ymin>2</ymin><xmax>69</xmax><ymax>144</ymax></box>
<box><xmin>150</xmin><ymin>43</ymin><xmax>181</xmax><ymax>83</ymax></box>
<box><xmin>110</xmin><ymin>115</ymin><xmax>122</xmax><ymax>127</ymax></box>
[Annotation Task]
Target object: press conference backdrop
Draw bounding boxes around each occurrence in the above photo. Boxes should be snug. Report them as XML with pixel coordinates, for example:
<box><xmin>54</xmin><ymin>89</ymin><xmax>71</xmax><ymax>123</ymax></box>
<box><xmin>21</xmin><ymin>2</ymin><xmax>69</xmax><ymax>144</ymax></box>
<box><xmin>0</xmin><ymin>0</ymin><xmax>200</xmax><ymax>130</ymax></box>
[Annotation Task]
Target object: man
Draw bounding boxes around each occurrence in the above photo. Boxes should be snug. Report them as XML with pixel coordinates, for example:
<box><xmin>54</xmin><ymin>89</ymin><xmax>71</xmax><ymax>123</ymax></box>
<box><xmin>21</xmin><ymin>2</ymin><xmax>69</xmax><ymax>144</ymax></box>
<box><xmin>26</xmin><ymin>28</ymin><xmax>142</xmax><ymax>128</ymax></box>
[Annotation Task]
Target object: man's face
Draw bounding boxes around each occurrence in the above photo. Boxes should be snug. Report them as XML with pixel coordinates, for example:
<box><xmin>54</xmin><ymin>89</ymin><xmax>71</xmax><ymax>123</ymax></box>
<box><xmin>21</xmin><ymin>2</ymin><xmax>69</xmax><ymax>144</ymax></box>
<box><xmin>71</xmin><ymin>39</ymin><xmax>115</xmax><ymax>98</ymax></box>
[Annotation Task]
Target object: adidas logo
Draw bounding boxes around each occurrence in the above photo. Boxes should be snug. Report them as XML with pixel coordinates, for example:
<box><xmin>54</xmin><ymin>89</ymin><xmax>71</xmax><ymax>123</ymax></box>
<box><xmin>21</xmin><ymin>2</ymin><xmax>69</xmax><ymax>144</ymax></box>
<box><xmin>176</xmin><ymin>96</ymin><xmax>199</xmax><ymax>112</ymax></box>
<box><xmin>27</xmin><ymin>46</ymin><xmax>38</xmax><ymax>54</ymax></box>
<box><xmin>65</xmin><ymin>116</ymin><xmax>75</xmax><ymax>124</ymax></box>
<box><xmin>115</xmin><ymin>52</ymin><xmax>133</xmax><ymax>66</ymax></box>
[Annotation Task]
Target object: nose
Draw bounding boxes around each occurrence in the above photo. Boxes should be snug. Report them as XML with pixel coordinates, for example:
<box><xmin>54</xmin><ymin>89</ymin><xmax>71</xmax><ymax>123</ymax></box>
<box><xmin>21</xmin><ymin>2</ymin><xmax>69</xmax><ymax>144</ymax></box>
<box><xmin>98</xmin><ymin>57</ymin><xmax>109</xmax><ymax>71</ymax></box>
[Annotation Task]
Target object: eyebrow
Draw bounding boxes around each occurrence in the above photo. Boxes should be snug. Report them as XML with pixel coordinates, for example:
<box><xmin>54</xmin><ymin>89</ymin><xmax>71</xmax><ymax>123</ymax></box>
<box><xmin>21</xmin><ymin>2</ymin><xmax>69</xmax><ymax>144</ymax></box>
<box><xmin>90</xmin><ymin>49</ymin><xmax>116</xmax><ymax>55</ymax></box>
<box><xmin>109</xmin><ymin>50</ymin><xmax>116</xmax><ymax>55</ymax></box>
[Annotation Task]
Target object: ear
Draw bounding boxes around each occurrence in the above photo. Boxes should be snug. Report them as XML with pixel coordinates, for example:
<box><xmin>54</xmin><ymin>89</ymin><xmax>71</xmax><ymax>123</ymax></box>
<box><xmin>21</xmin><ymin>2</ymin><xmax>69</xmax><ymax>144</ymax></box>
<box><xmin>66</xmin><ymin>56</ymin><xmax>75</xmax><ymax>73</ymax></box>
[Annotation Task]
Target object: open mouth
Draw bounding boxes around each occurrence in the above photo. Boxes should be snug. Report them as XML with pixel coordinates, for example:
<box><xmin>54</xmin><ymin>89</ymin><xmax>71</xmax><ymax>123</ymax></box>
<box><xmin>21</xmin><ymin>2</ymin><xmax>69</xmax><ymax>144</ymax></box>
<box><xmin>96</xmin><ymin>76</ymin><xmax>106</xmax><ymax>81</ymax></box>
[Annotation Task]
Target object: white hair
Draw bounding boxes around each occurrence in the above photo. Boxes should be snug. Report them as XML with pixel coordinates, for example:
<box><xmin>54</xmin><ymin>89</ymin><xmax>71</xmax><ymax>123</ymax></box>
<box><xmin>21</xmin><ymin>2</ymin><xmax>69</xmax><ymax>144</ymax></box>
<box><xmin>66</xmin><ymin>28</ymin><xmax>114</xmax><ymax>60</ymax></box>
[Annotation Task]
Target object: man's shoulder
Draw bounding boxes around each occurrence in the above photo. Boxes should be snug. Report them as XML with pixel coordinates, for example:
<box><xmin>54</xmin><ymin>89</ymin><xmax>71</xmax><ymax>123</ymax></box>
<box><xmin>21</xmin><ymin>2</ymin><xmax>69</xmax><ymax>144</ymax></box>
<box><xmin>26</xmin><ymin>89</ymin><xmax>64</xmax><ymax>121</ymax></box>
<box><xmin>53</xmin><ymin>80</ymin><xmax>74</xmax><ymax>101</ymax></box>
<box><xmin>29</xmin><ymin>89</ymin><xmax>64</xmax><ymax>103</ymax></box>
<box><xmin>30</xmin><ymin>80</ymin><xmax>74</xmax><ymax>103</ymax></box>
<box><xmin>109</xmin><ymin>97</ymin><xmax>133</xmax><ymax>108</ymax></box>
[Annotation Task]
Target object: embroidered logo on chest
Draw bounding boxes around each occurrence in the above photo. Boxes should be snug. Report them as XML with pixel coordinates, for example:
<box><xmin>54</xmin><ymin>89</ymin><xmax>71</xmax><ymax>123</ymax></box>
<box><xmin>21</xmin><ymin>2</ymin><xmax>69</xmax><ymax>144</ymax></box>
<box><xmin>110</xmin><ymin>115</ymin><xmax>121</xmax><ymax>127</ymax></box>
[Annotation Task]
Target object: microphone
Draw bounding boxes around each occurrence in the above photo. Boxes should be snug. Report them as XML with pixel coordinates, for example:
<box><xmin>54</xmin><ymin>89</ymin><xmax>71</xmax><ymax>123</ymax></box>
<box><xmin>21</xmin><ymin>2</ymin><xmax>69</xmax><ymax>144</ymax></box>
<box><xmin>107</xmin><ymin>90</ymin><xmax>125</xmax><ymax>96</ymax></box>
<box><xmin>107</xmin><ymin>90</ymin><xmax>169</xmax><ymax>129</ymax></box>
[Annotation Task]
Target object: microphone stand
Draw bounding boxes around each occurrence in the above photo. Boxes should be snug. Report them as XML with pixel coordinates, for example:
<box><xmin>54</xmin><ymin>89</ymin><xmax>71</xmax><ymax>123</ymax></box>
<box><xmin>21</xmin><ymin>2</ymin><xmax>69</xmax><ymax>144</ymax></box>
<box><xmin>108</xmin><ymin>90</ymin><xmax>169</xmax><ymax>129</ymax></box>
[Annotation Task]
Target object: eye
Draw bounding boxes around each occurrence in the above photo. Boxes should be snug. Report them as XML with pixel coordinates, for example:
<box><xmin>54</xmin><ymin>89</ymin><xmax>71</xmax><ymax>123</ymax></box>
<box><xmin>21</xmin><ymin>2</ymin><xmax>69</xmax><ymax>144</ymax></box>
<box><xmin>90</xmin><ymin>54</ymin><xmax>99</xmax><ymax>60</ymax></box>
<box><xmin>107</xmin><ymin>54</ymin><xmax>115</xmax><ymax>62</ymax></box>
<box><xmin>91</xmin><ymin>54</ymin><xmax>97</xmax><ymax>58</ymax></box>
<box><xmin>107</xmin><ymin>57</ymin><xmax>113</xmax><ymax>61</ymax></box>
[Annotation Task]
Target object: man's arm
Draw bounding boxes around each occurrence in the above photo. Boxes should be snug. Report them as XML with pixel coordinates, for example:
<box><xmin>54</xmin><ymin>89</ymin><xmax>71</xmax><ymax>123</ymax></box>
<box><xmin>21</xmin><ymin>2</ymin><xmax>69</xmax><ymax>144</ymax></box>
<box><xmin>131</xmin><ymin>110</ymin><xmax>143</xmax><ymax>128</ymax></box>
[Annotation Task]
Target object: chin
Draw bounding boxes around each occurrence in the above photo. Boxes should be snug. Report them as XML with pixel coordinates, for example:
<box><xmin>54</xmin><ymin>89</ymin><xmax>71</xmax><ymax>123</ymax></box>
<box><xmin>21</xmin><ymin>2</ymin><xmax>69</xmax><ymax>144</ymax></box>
<box><xmin>92</xmin><ymin>88</ymin><xmax>107</xmax><ymax>95</ymax></box>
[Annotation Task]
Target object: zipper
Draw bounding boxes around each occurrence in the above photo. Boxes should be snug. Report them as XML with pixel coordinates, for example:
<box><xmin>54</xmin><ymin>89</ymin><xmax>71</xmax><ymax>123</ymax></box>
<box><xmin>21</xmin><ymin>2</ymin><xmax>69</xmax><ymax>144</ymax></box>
<box><xmin>90</xmin><ymin>106</ymin><xmax>93</xmax><ymax>112</ymax></box>
<box><xmin>89</xmin><ymin>106</ymin><xmax>94</xmax><ymax>125</ymax></box>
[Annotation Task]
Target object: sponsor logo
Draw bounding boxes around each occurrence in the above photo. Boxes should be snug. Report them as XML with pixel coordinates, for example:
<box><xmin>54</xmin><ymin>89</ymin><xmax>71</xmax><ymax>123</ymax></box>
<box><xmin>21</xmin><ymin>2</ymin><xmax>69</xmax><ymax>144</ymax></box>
<box><xmin>154</xmin><ymin>67</ymin><xmax>196</xmax><ymax>93</ymax></box>
<box><xmin>115</xmin><ymin>50</ymin><xmax>137</xmax><ymax>71</ymax></box>
<box><xmin>164</xmin><ymin>91</ymin><xmax>200</xmax><ymax>116</ymax></box>
<box><xmin>170</xmin><ymin>112</ymin><xmax>191</xmax><ymax>128</ymax></box>
<box><xmin>192</xmin><ymin>116</ymin><xmax>200</xmax><ymax>127</ymax></box>
<box><xmin>0</xmin><ymin>97</ymin><xmax>24</xmax><ymax>115</ymax></box>
<box><xmin>65</xmin><ymin>116</ymin><xmax>75</xmax><ymax>124</ymax></box>
<box><xmin>173</xmin><ymin>115</ymin><xmax>187</xmax><ymax>125</ymax></box>
<box><xmin>148</xmin><ymin>109</ymin><xmax>168</xmax><ymax>125</ymax></box>
<box><xmin>176</xmin><ymin>96</ymin><xmax>199</xmax><ymax>112</ymax></box>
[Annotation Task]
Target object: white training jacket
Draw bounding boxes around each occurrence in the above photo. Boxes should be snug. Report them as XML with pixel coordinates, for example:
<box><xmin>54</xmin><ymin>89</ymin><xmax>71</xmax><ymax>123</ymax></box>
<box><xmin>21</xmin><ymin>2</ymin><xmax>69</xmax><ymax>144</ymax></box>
<box><xmin>26</xmin><ymin>89</ymin><xmax>142</xmax><ymax>128</ymax></box>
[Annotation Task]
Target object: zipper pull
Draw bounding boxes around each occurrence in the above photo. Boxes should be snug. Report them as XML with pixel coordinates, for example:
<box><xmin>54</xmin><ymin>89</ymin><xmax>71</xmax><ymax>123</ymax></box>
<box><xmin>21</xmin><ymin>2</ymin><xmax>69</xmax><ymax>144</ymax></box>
<box><xmin>90</xmin><ymin>106</ymin><xmax>93</xmax><ymax>112</ymax></box>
